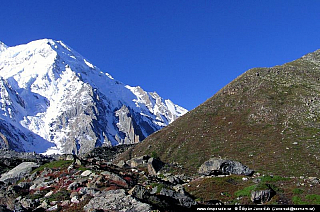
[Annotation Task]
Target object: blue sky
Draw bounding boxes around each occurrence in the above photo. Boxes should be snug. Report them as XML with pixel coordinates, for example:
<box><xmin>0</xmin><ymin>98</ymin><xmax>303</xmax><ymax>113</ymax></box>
<box><xmin>1</xmin><ymin>1</ymin><xmax>320</xmax><ymax>110</ymax></box>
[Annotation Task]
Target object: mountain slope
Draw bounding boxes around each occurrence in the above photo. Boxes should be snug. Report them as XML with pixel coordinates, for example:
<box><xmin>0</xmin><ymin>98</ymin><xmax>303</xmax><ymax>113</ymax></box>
<box><xmin>122</xmin><ymin>49</ymin><xmax>320</xmax><ymax>177</ymax></box>
<box><xmin>0</xmin><ymin>39</ymin><xmax>187</xmax><ymax>154</ymax></box>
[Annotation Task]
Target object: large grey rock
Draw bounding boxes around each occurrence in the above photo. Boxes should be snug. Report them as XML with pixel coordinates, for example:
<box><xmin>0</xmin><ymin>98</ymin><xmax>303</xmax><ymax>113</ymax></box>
<box><xmin>19</xmin><ymin>197</ymin><xmax>40</xmax><ymax>210</ymax></box>
<box><xmin>251</xmin><ymin>188</ymin><xmax>275</xmax><ymax>204</ymax></box>
<box><xmin>198</xmin><ymin>158</ymin><xmax>254</xmax><ymax>176</ymax></box>
<box><xmin>83</xmin><ymin>189</ymin><xmax>151</xmax><ymax>212</ymax></box>
<box><xmin>127</xmin><ymin>155</ymin><xmax>150</xmax><ymax>168</ymax></box>
<box><xmin>129</xmin><ymin>185</ymin><xmax>150</xmax><ymax>200</ymax></box>
<box><xmin>147</xmin><ymin>157</ymin><xmax>164</xmax><ymax>176</ymax></box>
<box><xmin>0</xmin><ymin>162</ymin><xmax>39</xmax><ymax>184</ymax></box>
<box><xmin>159</xmin><ymin>187</ymin><xmax>197</xmax><ymax>208</ymax></box>
<box><xmin>100</xmin><ymin>171</ymin><xmax>128</xmax><ymax>188</ymax></box>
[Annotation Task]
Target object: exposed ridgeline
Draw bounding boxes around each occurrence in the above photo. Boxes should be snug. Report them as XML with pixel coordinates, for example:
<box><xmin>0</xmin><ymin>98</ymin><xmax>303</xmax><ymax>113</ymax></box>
<box><xmin>0</xmin><ymin>39</ymin><xmax>187</xmax><ymax>154</ymax></box>
<box><xmin>121</xmin><ymin>49</ymin><xmax>320</xmax><ymax>177</ymax></box>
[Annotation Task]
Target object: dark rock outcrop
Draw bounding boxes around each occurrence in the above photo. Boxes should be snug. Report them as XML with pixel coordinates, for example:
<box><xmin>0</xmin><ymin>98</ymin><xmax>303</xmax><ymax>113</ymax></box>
<box><xmin>159</xmin><ymin>187</ymin><xmax>197</xmax><ymax>208</ymax></box>
<box><xmin>127</xmin><ymin>155</ymin><xmax>150</xmax><ymax>168</ymax></box>
<box><xmin>251</xmin><ymin>185</ymin><xmax>276</xmax><ymax>204</ymax></box>
<box><xmin>148</xmin><ymin>157</ymin><xmax>165</xmax><ymax>176</ymax></box>
<box><xmin>130</xmin><ymin>184</ymin><xmax>197</xmax><ymax>210</ymax></box>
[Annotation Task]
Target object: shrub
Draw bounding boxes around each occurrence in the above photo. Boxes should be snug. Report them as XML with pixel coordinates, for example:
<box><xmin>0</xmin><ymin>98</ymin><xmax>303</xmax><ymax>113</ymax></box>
<box><xmin>259</xmin><ymin>175</ymin><xmax>289</xmax><ymax>182</ymax></box>
<box><xmin>306</xmin><ymin>194</ymin><xmax>320</xmax><ymax>204</ymax></box>
<box><xmin>292</xmin><ymin>196</ymin><xmax>308</xmax><ymax>205</ymax></box>
<box><xmin>151</xmin><ymin>151</ymin><xmax>158</xmax><ymax>159</ymax></box>
<box><xmin>32</xmin><ymin>160</ymin><xmax>73</xmax><ymax>173</ymax></box>
<box><xmin>292</xmin><ymin>188</ymin><xmax>304</xmax><ymax>195</ymax></box>
<box><xmin>235</xmin><ymin>184</ymin><xmax>257</xmax><ymax>197</ymax></box>
<box><xmin>45</xmin><ymin>188</ymin><xmax>70</xmax><ymax>202</ymax></box>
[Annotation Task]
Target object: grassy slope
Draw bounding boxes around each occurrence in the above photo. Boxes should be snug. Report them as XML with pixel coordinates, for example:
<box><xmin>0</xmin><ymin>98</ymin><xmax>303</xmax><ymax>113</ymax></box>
<box><xmin>120</xmin><ymin>50</ymin><xmax>320</xmax><ymax>177</ymax></box>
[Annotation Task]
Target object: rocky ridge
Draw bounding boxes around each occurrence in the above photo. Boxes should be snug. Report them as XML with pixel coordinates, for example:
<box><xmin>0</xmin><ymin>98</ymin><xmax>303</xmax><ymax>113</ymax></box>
<box><xmin>0</xmin><ymin>147</ymin><xmax>201</xmax><ymax>211</ymax></box>
<box><xmin>2</xmin><ymin>147</ymin><xmax>319</xmax><ymax>210</ymax></box>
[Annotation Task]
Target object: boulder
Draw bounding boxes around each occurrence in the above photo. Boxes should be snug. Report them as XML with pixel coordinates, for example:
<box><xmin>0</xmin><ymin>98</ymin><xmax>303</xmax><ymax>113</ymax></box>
<box><xmin>129</xmin><ymin>185</ymin><xmax>150</xmax><ymax>200</ymax></box>
<box><xmin>126</xmin><ymin>155</ymin><xmax>150</xmax><ymax>168</ymax></box>
<box><xmin>165</xmin><ymin>175</ymin><xmax>184</xmax><ymax>185</ymax></box>
<box><xmin>100</xmin><ymin>171</ymin><xmax>128</xmax><ymax>188</ymax></box>
<box><xmin>159</xmin><ymin>187</ymin><xmax>197</xmax><ymax>208</ymax></box>
<box><xmin>81</xmin><ymin>170</ymin><xmax>92</xmax><ymax>177</ymax></box>
<box><xmin>0</xmin><ymin>162</ymin><xmax>39</xmax><ymax>184</ymax></box>
<box><xmin>67</xmin><ymin>181</ymin><xmax>81</xmax><ymax>191</ymax></box>
<box><xmin>198</xmin><ymin>158</ymin><xmax>253</xmax><ymax>176</ymax></box>
<box><xmin>251</xmin><ymin>188</ymin><xmax>275</xmax><ymax>204</ymax></box>
<box><xmin>78</xmin><ymin>187</ymin><xmax>100</xmax><ymax>196</ymax></box>
<box><xmin>83</xmin><ymin>189</ymin><xmax>151</xmax><ymax>212</ymax></box>
<box><xmin>116</xmin><ymin>160</ymin><xmax>129</xmax><ymax>168</ymax></box>
<box><xmin>19</xmin><ymin>197</ymin><xmax>39</xmax><ymax>210</ymax></box>
<box><xmin>308</xmin><ymin>177</ymin><xmax>320</xmax><ymax>184</ymax></box>
<box><xmin>147</xmin><ymin>157</ymin><xmax>164</xmax><ymax>176</ymax></box>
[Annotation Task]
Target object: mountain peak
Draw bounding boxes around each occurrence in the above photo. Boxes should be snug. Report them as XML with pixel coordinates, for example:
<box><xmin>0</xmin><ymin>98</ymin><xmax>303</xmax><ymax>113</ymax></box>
<box><xmin>0</xmin><ymin>39</ymin><xmax>187</xmax><ymax>154</ymax></box>
<box><xmin>0</xmin><ymin>41</ymin><xmax>8</xmax><ymax>52</ymax></box>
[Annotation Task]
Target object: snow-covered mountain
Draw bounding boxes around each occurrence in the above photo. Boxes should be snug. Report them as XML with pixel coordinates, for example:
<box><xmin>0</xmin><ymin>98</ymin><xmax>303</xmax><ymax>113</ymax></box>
<box><xmin>0</xmin><ymin>39</ymin><xmax>187</xmax><ymax>154</ymax></box>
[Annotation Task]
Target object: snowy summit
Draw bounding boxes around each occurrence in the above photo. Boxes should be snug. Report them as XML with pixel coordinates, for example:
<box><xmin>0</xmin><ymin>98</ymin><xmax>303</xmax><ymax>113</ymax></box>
<box><xmin>0</xmin><ymin>39</ymin><xmax>187</xmax><ymax>154</ymax></box>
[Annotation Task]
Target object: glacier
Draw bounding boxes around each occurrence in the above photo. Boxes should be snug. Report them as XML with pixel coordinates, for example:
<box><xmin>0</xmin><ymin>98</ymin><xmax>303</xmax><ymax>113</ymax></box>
<box><xmin>0</xmin><ymin>39</ymin><xmax>187</xmax><ymax>154</ymax></box>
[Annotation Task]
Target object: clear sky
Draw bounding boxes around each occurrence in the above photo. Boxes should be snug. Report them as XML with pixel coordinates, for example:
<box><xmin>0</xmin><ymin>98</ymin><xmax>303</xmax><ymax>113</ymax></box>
<box><xmin>1</xmin><ymin>0</ymin><xmax>320</xmax><ymax>110</ymax></box>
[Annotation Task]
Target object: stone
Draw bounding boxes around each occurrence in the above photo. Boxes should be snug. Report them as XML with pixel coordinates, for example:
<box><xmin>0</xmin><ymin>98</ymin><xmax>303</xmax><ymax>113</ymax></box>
<box><xmin>150</xmin><ymin>186</ymin><xmax>158</xmax><ymax>195</ymax></box>
<box><xmin>67</xmin><ymin>182</ymin><xmax>81</xmax><ymax>191</ymax></box>
<box><xmin>127</xmin><ymin>155</ymin><xmax>150</xmax><ymax>168</ymax></box>
<box><xmin>65</xmin><ymin>154</ymin><xmax>74</xmax><ymax>161</ymax></box>
<box><xmin>44</xmin><ymin>191</ymin><xmax>54</xmax><ymax>197</ymax></box>
<box><xmin>116</xmin><ymin>160</ymin><xmax>129</xmax><ymax>168</ymax></box>
<box><xmin>83</xmin><ymin>189</ymin><xmax>151</xmax><ymax>212</ymax></box>
<box><xmin>251</xmin><ymin>188</ymin><xmax>275</xmax><ymax>204</ymax></box>
<box><xmin>0</xmin><ymin>162</ymin><xmax>39</xmax><ymax>184</ymax></box>
<box><xmin>147</xmin><ymin>157</ymin><xmax>164</xmax><ymax>176</ymax></box>
<box><xmin>17</xmin><ymin>182</ymin><xmax>32</xmax><ymax>189</ymax></box>
<box><xmin>38</xmin><ymin>200</ymin><xmax>49</xmax><ymax>209</ymax></box>
<box><xmin>81</xmin><ymin>170</ymin><xmax>92</xmax><ymax>177</ymax></box>
<box><xmin>165</xmin><ymin>175</ymin><xmax>184</xmax><ymax>185</ymax></box>
<box><xmin>129</xmin><ymin>185</ymin><xmax>150</xmax><ymax>200</ymax></box>
<box><xmin>198</xmin><ymin>158</ymin><xmax>254</xmax><ymax>176</ymax></box>
<box><xmin>70</xmin><ymin>191</ymin><xmax>79</xmax><ymax>198</ymax></box>
<box><xmin>100</xmin><ymin>171</ymin><xmax>128</xmax><ymax>188</ymax></box>
<box><xmin>71</xmin><ymin>196</ymin><xmax>79</xmax><ymax>204</ymax></box>
<box><xmin>173</xmin><ymin>184</ymin><xmax>186</xmax><ymax>194</ymax></box>
<box><xmin>29</xmin><ymin>178</ymin><xmax>53</xmax><ymax>191</ymax></box>
<box><xmin>40</xmin><ymin>167</ymin><xmax>52</xmax><ymax>177</ymax></box>
<box><xmin>61</xmin><ymin>200</ymin><xmax>71</xmax><ymax>207</ymax></box>
<box><xmin>47</xmin><ymin>205</ymin><xmax>58</xmax><ymax>211</ymax></box>
<box><xmin>20</xmin><ymin>197</ymin><xmax>39</xmax><ymax>209</ymax></box>
<box><xmin>14</xmin><ymin>203</ymin><xmax>27</xmax><ymax>212</ymax></box>
<box><xmin>308</xmin><ymin>177</ymin><xmax>320</xmax><ymax>184</ymax></box>
<box><xmin>159</xmin><ymin>187</ymin><xmax>197</xmax><ymax>208</ymax></box>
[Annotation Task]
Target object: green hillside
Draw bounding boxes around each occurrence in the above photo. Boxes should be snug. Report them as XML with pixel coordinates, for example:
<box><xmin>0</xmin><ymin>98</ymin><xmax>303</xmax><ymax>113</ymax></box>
<box><xmin>121</xmin><ymin>49</ymin><xmax>320</xmax><ymax>177</ymax></box>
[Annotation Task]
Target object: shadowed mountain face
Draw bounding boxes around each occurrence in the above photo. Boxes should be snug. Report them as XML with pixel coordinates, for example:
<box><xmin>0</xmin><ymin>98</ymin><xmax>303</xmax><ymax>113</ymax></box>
<box><xmin>124</xmin><ymin>49</ymin><xmax>320</xmax><ymax>177</ymax></box>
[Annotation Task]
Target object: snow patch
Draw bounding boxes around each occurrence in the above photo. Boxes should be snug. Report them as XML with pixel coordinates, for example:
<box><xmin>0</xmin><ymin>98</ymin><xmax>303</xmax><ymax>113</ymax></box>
<box><xmin>84</xmin><ymin>59</ymin><xmax>94</xmax><ymax>68</ymax></box>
